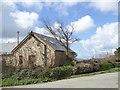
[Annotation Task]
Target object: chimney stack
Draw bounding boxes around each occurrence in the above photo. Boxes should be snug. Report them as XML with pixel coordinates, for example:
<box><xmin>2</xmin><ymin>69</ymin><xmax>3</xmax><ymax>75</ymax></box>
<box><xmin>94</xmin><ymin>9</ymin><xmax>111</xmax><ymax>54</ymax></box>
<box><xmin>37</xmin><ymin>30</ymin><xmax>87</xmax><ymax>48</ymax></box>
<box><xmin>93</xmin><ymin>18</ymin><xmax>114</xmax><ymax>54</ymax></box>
<box><xmin>17</xmin><ymin>31</ymin><xmax>19</xmax><ymax>44</ymax></box>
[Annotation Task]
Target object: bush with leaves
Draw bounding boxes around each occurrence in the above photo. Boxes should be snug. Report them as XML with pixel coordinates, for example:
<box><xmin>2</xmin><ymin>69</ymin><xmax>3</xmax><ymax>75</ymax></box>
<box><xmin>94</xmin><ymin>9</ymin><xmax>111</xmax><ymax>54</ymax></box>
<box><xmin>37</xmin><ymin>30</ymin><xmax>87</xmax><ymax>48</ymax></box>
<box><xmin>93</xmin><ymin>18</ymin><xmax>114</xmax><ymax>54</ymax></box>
<box><xmin>114</xmin><ymin>47</ymin><xmax>120</xmax><ymax>60</ymax></box>
<box><xmin>42</xmin><ymin>66</ymin><xmax>73</xmax><ymax>80</ymax></box>
<box><xmin>109</xmin><ymin>62</ymin><xmax>120</xmax><ymax>68</ymax></box>
<box><xmin>73</xmin><ymin>62</ymin><xmax>100</xmax><ymax>75</ymax></box>
<box><xmin>99</xmin><ymin>62</ymin><xmax>114</xmax><ymax>71</ymax></box>
<box><xmin>73</xmin><ymin>63</ymin><xmax>92</xmax><ymax>74</ymax></box>
<box><xmin>2</xmin><ymin>65</ymin><xmax>16</xmax><ymax>79</ymax></box>
<box><xmin>89</xmin><ymin>62</ymin><xmax>100</xmax><ymax>71</ymax></box>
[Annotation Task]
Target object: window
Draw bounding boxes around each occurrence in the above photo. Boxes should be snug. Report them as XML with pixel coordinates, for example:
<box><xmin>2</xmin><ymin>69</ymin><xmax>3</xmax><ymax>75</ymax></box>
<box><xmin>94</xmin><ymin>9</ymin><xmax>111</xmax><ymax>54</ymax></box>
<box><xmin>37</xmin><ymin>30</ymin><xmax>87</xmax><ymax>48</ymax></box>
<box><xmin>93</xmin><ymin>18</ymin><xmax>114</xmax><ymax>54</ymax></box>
<box><xmin>28</xmin><ymin>55</ymin><xmax>36</xmax><ymax>65</ymax></box>
<box><xmin>19</xmin><ymin>56</ymin><xmax>23</xmax><ymax>65</ymax></box>
<box><xmin>49</xmin><ymin>41</ymin><xmax>54</xmax><ymax>44</ymax></box>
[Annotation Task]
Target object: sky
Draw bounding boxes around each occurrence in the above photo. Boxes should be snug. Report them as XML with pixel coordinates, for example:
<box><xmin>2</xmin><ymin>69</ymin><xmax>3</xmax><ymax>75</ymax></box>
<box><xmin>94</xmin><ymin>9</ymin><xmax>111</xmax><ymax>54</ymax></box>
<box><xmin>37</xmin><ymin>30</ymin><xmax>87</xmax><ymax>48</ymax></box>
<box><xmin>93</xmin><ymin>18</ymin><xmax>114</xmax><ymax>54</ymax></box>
<box><xmin>1</xmin><ymin>0</ymin><xmax>119</xmax><ymax>59</ymax></box>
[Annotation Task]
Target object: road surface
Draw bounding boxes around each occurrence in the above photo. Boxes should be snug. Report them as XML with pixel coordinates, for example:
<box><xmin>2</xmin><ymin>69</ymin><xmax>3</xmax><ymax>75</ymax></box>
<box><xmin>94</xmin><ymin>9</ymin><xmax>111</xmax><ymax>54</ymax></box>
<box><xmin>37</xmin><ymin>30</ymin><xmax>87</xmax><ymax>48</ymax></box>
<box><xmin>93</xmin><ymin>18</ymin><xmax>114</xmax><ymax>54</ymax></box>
<box><xmin>4</xmin><ymin>72</ymin><xmax>119</xmax><ymax>88</ymax></box>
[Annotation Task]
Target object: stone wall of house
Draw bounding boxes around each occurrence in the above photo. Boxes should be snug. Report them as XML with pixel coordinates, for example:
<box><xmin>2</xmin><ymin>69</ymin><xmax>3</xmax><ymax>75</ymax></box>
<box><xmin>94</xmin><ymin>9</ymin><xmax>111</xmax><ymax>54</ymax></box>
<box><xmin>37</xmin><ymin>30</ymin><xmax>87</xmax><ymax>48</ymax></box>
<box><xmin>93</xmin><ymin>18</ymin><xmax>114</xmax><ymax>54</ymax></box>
<box><xmin>68</xmin><ymin>52</ymin><xmax>76</xmax><ymax>60</ymax></box>
<box><xmin>13</xmin><ymin>36</ymin><xmax>55</xmax><ymax>68</ymax></box>
<box><xmin>54</xmin><ymin>51</ymin><xmax>75</xmax><ymax>66</ymax></box>
<box><xmin>54</xmin><ymin>51</ymin><xmax>67</xmax><ymax>66</ymax></box>
<box><xmin>1</xmin><ymin>54</ymin><xmax>13</xmax><ymax>66</ymax></box>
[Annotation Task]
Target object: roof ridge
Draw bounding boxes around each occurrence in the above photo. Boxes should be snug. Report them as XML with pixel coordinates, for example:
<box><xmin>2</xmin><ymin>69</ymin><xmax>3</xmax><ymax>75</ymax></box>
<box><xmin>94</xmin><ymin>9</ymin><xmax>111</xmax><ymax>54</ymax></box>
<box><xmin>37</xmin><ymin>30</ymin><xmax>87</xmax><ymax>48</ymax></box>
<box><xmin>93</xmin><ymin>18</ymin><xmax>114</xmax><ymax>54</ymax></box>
<box><xmin>32</xmin><ymin>31</ymin><xmax>55</xmax><ymax>39</ymax></box>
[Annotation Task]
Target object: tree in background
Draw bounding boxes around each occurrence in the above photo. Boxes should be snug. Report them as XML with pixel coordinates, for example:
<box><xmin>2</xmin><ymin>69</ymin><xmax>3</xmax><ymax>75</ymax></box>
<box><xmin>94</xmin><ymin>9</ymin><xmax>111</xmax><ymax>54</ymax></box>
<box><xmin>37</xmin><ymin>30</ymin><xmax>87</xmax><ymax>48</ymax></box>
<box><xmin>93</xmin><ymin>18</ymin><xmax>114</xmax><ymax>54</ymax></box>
<box><xmin>42</xmin><ymin>19</ymin><xmax>79</xmax><ymax>62</ymax></box>
<box><xmin>114</xmin><ymin>47</ymin><xmax>120</xmax><ymax>60</ymax></box>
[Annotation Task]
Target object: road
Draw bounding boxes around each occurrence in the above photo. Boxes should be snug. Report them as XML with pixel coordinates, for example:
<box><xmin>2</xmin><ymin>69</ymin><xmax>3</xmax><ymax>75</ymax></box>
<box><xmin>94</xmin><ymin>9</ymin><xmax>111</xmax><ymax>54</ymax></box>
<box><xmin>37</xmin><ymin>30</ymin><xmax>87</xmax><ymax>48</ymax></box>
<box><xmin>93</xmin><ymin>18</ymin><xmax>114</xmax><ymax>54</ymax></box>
<box><xmin>4</xmin><ymin>72</ymin><xmax>119</xmax><ymax>88</ymax></box>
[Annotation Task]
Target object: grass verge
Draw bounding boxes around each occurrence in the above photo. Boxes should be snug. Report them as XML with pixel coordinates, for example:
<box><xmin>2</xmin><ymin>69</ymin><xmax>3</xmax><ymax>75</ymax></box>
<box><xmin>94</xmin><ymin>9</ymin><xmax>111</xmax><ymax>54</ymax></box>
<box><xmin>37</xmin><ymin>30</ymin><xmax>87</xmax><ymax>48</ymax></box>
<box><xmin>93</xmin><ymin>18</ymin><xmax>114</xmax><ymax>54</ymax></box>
<box><xmin>0</xmin><ymin>79</ymin><xmax>2</xmax><ymax>87</ymax></box>
<box><xmin>1</xmin><ymin>77</ymin><xmax>52</xmax><ymax>87</ymax></box>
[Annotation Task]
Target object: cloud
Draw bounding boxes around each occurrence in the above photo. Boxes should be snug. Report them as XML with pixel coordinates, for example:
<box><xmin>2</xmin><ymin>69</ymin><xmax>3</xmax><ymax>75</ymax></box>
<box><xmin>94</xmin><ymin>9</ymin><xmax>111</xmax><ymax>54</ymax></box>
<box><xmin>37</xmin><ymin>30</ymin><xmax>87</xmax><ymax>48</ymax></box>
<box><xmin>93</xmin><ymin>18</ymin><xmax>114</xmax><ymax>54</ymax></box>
<box><xmin>53</xmin><ymin>2</ymin><xmax>78</xmax><ymax>16</ymax></box>
<box><xmin>81</xmin><ymin>22</ymin><xmax>118</xmax><ymax>57</ymax></box>
<box><xmin>1</xmin><ymin>0</ymin><xmax>80</xmax><ymax>40</ymax></box>
<box><xmin>2</xmin><ymin>1</ymin><xmax>20</xmax><ymax>38</ymax></box>
<box><xmin>2</xmin><ymin>38</ymin><xmax>17</xmax><ymax>43</ymax></box>
<box><xmin>88</xmin><ymin>0</ymin><xmax>118</xmax><ymax>15</ymax></box>
<box><xmin>37</xmin><ymin>2</ymin><xmax>79</xmax><ymax>16</ymax></box>
<box><xmin>21</xmin><ymin>0</ymin><xmax>43</xmax><ymax>12</ymax></box>
<box><xmin>35</xmin><ymin>15</ymin><xmax>95</xmax><ymax>37</ymax></box>
<box><xmin>1</xmin><ymin>1</ymin><xmax>39</xmax><ymax>40</ymax></box>
<box><xmin>34</xmin><ymin>27</ymin><xmax>53</xmax><ymax>37</ymax></box>
<box><xmin>2</xmin><ymin>0</ymin><xmax>17</xmax><ymax>9</ymax></box>
<box><xmin>2</xmin><ymin>0</ymin><xmax>79</xmax><ymax>16</ymax></box>
<box><xmin>10</xmin><ymin>11</ymin><xmax>39</xmax><ymax>29</ymax></box>
<box><xmin>2</xmin><ymin>0</ymin><xmax>80</xmax><ymax>17</ymax></box>
<box><xmin>70</xmin><ymin>15</ymin><xmax>95</xmax><ymax>32</ymax></box>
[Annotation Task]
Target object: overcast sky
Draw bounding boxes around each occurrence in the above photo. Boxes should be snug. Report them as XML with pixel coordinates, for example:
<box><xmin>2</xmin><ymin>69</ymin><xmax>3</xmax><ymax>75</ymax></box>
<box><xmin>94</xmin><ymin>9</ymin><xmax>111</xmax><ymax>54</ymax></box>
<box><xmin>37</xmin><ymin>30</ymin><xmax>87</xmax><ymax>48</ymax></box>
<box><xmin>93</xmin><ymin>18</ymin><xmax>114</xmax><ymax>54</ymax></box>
<box><xmin>1</xmin><ymin>0</ymin><xmax>119</xmax><ymax>59</ymax></box>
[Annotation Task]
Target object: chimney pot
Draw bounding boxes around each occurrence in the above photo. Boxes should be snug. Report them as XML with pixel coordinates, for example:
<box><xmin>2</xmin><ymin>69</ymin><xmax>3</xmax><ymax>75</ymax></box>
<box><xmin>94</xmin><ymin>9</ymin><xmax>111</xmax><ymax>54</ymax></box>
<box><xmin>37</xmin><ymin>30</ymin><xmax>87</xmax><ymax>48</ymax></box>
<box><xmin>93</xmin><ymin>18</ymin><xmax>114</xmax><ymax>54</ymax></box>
<box><xmin>17</xmin><ymin>31</ymin><xmax>20</xmax><ymax>44</ymax></box>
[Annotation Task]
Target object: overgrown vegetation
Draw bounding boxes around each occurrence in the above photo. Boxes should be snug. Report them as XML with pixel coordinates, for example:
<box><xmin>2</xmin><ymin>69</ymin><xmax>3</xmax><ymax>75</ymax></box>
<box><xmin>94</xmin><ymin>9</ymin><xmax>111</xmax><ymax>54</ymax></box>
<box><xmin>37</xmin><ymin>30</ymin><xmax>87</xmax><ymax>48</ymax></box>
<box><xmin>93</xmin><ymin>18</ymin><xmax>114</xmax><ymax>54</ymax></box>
<box><xmin>71</xmin><ymin>67</ymin><xmax>120</xmax><ymax>78</ymax></box>
<box><xmin>114</xmin><ymin>47</ymin><xmax>120</xmax><ymax>60</ymax></box>
<box><xmin>73</xmin><ymin>61</ymin><xmax>100</xmax><ymax>75</ymax></box>
<box><xmin>2</xmin><ymin>65</ymin><xmax>73</xmax><ymax>87</ymax></box>
<box><xmin>2</xmin><ymin>54</ymin><xmax>120</xmax><ymax>87</ymax></box>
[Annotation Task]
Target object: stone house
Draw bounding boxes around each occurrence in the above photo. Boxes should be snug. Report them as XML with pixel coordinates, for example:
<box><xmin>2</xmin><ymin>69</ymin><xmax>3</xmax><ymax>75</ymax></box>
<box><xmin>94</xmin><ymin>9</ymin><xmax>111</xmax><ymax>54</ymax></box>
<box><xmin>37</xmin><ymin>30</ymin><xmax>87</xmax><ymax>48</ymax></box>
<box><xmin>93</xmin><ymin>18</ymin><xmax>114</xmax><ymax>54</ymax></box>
<box><xmin>1</xmin><ymin>32</ymin><xmax>76</xmax><ymax>68</ymax></box>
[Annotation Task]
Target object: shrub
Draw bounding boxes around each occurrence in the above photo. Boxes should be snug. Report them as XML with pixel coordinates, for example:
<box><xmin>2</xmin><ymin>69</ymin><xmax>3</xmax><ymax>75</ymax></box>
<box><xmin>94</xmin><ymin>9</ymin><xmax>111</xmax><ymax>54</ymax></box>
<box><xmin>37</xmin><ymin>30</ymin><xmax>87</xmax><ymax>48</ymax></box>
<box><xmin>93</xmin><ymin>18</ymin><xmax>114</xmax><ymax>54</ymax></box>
<box><xmin>73</xmin><ymin>62</ymin><xmax>100</xmax><ymax>75</ymax></box>
<box><xmin>42</xmin><ymin>66</ymin><xmax>73</xmax><ymax>80</ymax></box>
<box><xmin>70</xmin><ymin>60</ymin><xmax>77</xmax><ymax>66</ymax></box>
<box><xmin>99</xmin><ymin>62</ymin><xmax>114</xmax><ymax>71</ymax></box>
<box><xmin>114</xmin><ymin>47</ymin><xmax>120</xmax><ymax>59</ymax></box>
<box><xmin>73</xmin><ymin>63</ymin><xmax>93</xmax><ymax>75</ymax></box>
<box><xmin>2</xmin><ymin>78</ymin><xmax>17</xmax><ymax>86</ymax></box>
<box><xmin>2</xmin><ymin>65</ymin><xmax>73</xmax><ymax>81</ymax></box>
<box><xmin>89</xmin><ymin>62</ymin><xmax>100</xmax><ymax>71</ymax></box>
<box><xmin>112</xmin><ymin>62</ymin><xmax>120</xmax><ymax>68</ymax></box>
<box><xmin>11</xmin><ymin>69</ymin><xmax>40</xmax><ymax>80</ymax></box>
<box><xmin>2</xmin><ymin>65</ymin><xmax>16</xmax><ymax>79</ymax></box>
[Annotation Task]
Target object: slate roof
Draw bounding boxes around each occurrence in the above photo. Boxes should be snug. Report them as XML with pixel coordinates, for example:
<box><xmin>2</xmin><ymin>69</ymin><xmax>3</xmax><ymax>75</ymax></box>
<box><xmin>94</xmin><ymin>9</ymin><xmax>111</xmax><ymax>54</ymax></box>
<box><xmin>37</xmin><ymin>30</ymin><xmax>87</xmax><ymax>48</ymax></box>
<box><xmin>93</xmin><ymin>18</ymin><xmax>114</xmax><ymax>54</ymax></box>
<box><xmin>34</xmin><ymin>32</ymin><xmax>67</xmax><ymax>51</ymax></box>
<box><xmin>0</xmin><ymin>42</ymin><xmax>17</xmax><ymax>55</ymax></box>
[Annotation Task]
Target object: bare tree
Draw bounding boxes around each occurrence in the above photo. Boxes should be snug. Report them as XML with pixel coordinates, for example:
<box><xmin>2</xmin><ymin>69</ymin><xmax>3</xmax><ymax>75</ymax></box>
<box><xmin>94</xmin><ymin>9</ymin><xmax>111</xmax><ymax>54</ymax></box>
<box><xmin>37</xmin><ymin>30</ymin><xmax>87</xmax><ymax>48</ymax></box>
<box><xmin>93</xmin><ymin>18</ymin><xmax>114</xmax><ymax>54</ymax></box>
<box><xmin>42</xmin><ymin>19</ymin><xmax>79</xmax><ymax>61</ymax></box>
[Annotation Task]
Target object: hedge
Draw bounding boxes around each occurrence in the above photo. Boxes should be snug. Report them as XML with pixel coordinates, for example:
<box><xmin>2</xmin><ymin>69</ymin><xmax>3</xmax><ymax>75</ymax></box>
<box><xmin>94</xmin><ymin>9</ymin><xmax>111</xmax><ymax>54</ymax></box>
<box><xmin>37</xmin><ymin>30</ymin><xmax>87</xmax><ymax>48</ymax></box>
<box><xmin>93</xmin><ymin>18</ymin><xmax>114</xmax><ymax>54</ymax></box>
<box><xmin>42</xmin><ymin>66</ymin><xmax>73</xmax><ymax>80</ymax></box>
